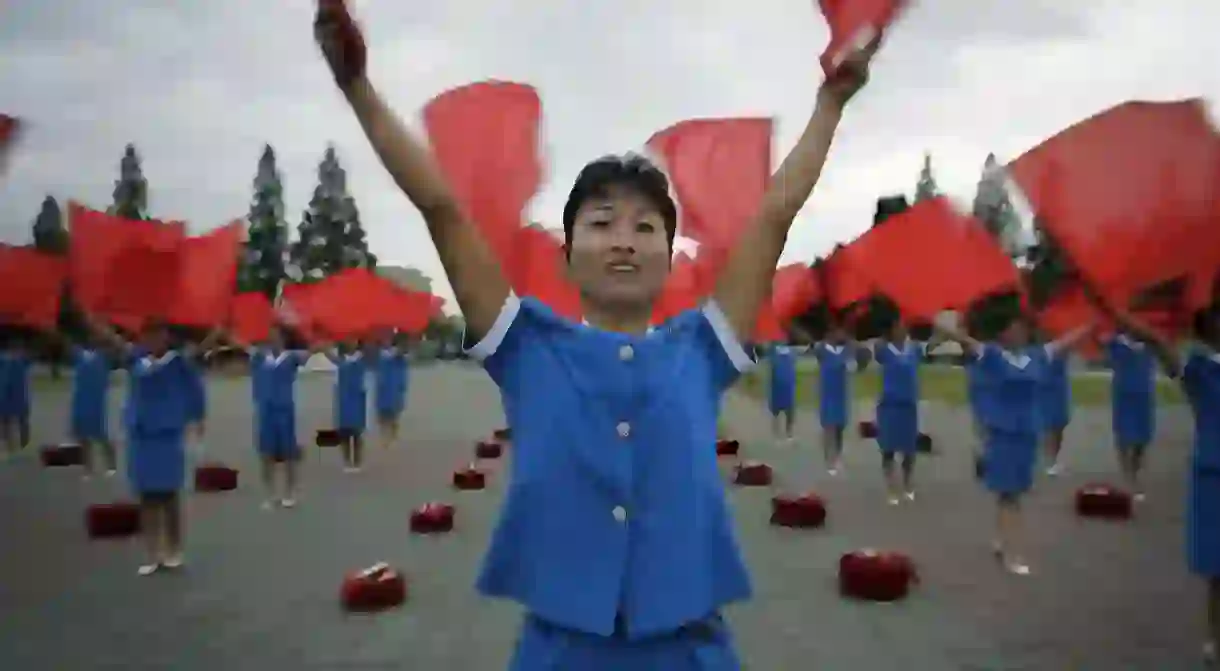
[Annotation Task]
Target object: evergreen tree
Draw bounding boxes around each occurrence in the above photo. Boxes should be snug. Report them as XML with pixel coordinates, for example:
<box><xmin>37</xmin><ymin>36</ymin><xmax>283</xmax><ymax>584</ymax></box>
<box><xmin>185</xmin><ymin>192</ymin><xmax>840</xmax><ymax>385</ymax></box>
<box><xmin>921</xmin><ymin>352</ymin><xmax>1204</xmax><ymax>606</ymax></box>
<box><xmin>913</xmin><ymin>152</ymin><xmax>940</xmax><ymax>202</ymax></box>
<box><xmin>109</xmin><ymin>143</ymin><xmax>148</xmax><ymax>220</ymax></box>
<box><xmin>972</xmin><ymin>153</ymin><xmax>1021</xmax><ymax>255</ymax></box>
<box><xmin>289</xmin><ymin>146</ymin><xmax>376</xmax><ymax>282</ymax></box>
<box><xmin>239</xmin><ymin>145</ymin><xmax>289</xmax><ymax>298</ymax></box>
<box><xmin>31</xmin><ymin>195</ymin><xmax>67</xmax><ymax>255</ymax></box>
<box><xmin>872</xmin><ymin>194</ymin><xmax>910</xmax><ymax>227</ymax></box>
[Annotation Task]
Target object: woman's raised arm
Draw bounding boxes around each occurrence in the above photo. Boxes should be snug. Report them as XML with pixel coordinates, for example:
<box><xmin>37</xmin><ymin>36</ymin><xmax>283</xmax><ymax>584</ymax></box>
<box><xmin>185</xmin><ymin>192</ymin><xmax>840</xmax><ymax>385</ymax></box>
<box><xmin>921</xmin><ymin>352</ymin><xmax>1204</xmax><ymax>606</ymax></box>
<box><xmin>314</xmin><ymin>0</ymin><xmax>508</xmax><ymax>341</ymax></box>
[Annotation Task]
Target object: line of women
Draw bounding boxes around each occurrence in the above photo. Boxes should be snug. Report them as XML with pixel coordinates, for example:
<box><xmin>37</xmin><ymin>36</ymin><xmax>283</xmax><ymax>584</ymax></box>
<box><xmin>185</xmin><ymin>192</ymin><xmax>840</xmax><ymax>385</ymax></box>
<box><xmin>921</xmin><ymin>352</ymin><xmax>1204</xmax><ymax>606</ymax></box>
<box><xmin>765</xmin><ymin>301</ymin><xmax>1218</xmax><ymax>659</ymax></box>
<box><xmin>0</xmin><ymin>316</ymin><xmax>413</xmax><ymax>575</ymax></box>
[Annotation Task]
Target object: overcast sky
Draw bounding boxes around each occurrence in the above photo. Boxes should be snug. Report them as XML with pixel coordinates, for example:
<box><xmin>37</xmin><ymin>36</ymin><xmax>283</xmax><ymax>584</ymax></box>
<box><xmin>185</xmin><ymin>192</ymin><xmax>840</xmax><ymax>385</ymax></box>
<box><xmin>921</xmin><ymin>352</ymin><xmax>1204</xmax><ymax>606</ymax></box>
<box><xmin>2</xmin><ymin>0</ymin><xmax>1217</xmax><ymax>311</ymax></box>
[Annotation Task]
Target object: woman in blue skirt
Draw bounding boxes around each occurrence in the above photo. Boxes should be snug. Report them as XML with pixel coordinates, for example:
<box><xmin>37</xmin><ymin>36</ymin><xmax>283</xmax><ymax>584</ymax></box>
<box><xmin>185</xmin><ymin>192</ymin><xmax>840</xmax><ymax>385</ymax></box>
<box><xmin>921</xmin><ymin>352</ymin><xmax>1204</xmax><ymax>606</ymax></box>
<box><xmin>814</xmin><ymin>321</ymin><xmax>855</xmax><ymax>475</ymax></box>
<box><xmin>939</xmin><ymin>317</ymin><xmax>1092</xmax><ymax>575</ymax></box>
<box><xmin>1039</xmin><ymin>339</ymin><xmax>1073</xmax><ymax>476</ymax></box>
<box><xmin>86</xmin><ymin>314</ymin><xmax>222</xmax><ymax>575</ymax></box>
<box><xmin>873</xmin><ymin>319</ymin><xmax>937</xmax><ymax>505</ymax></box>
<box><xmin>317</xmin><ymin>1</ymin><xmax>873</xmax><ymax>665</ymax></box>
<box><xmin>231</xmin><ymin>324</ymin><xmax>312</xmax><ymax>509</ymax></box>
<box><xmin>373</xmin><ymin>330</ymin><xmax>410</xmax><ymax>450</ymax></box>
<box><xmin>68</xmin><ymin>331</ymin><xmax>118</xmax><ymax>477</ymax></box>
<box><xmin>1098</xmin><ymin>301</ymin><xmax>1218</xmax><ymax>663</ymax></box>
<box><xmin>767</xmin><ymin>340</ymin><xmax>798</xmax><ymax>445</ymax></box>
<box><xmin>1101</xmin><ymin>328</ymin><xmax>1158</xmax><ymax>501</ymax></box>
<box><xmin>0</xmin><ymin>332</ymin><xmax>31</xmax><ymax>459</ymax></box>
<box><xmin>325</xmin><ymin>340</ymin><xmax>368</xmax><ymax>473</ymax></box>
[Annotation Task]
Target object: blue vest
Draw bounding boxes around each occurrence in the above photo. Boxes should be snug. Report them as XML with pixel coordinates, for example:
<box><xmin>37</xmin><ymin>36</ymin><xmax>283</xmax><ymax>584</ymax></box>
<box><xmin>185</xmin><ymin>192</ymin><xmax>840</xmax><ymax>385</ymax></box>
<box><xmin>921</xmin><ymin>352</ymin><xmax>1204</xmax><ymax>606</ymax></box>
<box><xmin>125</xmin><ymin>349</ymin><xmax>190</xmax><ymax>434</ymax></box>
<box><xmin>875</xmin><ymin>340</ymin><xmax>923</xmax><ymax>404</ymax></box>
<box><xmin>71</xmin><ymin>348</ymin><xmax>110</xmax><ymax>411</ymax></box>
<box><xmin>253</xmin><ymin>349</ymin><xmax>304</xmax><ymax>409</ymax></box>
<box><xmin>375</xmin><ymin>348</ymin><xmax>409</xmax><ymax>399</ymax></box>
<box><xmin>1184</xmin><ymin>349</ymin><xmax>1220</xmax><ymax>472</ymax></box>
<box><xmin>1109</xmin><ymin>335</ymin><xmax>1155</xmax><ymax>398</ymax></box>
<box><xmin>472</xmin><ymin>297</ymin><xmax>753</xmax><ymax>639</ymax></box>
<box><xmin>817</xmin><ymin>343</ymin><xmax>849</xmax><ymax>396</ymax></box>
<box><xmin>977</xmin><ymin>344</ymin><xmax>1044</xmax><ymax>434</ymax></box>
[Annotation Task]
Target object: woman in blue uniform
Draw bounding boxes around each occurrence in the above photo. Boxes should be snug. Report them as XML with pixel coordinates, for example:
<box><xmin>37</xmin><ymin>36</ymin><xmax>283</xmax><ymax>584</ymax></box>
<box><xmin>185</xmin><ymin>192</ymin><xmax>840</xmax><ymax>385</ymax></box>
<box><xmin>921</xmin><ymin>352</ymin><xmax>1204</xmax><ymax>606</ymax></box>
<box><xmin>873</xmin><ymin>319</ymin><xmax>937</xmax><ymax>505</ymax></box>
<box><xmin>1039</xmin><ymin>337</ymin><xmax>1073</xmax><ymax>476</ymax></box>
<box><xmin>814</xmin><ymin>321</ymin><xmax>854</xmax><ymax>475</ymax></box>
<box><xmin>231</xmin><ymin>324</ymin><xmax>311</xmax><ymax>509</ymax></box>
<box><xmin>373</xmin><ymin>330</ymin><xmax>410</xmax><ymax>450</ymax></box>
<box><xmin>1096</xmin><ymin>301</ymin><xmax>1218</xmax><ymax>662</ymax></box>
<box><xmin>69</xmin><ymin>332</ymin><xmax>118</xmax><ymax>477</ymax></box>
<box><xmin>1102</xmin><ymin>328</ymin><xmax>1158</xmax><ymax>500</ymax></box>
<box><xmin>317</xmin><ymin>2</ymin><xmax>872</xmax><ymax>666</ymax></box>
<box><xmin>964</xmin><ymin>334</ymin><xmax>993</xmax><ymax>480</ymax></box>
<box><xmin>767</xmin><ymin>340</ymin><xmax>798</xmax><ymax>445</ymax></box>
<box><xmin>0</xmin><ymin>333</ymin><xmax>31</xmax><ymax>458</ymax></box>
<box><xmin>86</xmin><ymin>314</ymin><xmax>222</xmax><ymax>575</ymax></box>
<box><xmin>325</xmin><ymin>340</ymin><xmax>368</xmax><ymax>472</ymax></box>
<box><xmin>183</xmin><ymin>342</ymin><xmax>207</xmax><ymax>444</ymax></box>
<box><xmin>938</xmin><ymin>317</ymin><xmax>1091</xmax><ymax>575</ymax></box>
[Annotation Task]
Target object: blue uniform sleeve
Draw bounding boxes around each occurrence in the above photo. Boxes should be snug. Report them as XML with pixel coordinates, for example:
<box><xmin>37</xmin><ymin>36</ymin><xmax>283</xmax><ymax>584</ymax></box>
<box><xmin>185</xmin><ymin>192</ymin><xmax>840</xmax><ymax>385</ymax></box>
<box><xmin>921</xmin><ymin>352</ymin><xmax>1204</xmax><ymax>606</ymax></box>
<box><xmin>464</xmin><ymin>293</ymin><xmax>528</xmax><ymax>390</ymax></box>
<box><xmin>695</xmin><ymin>300</ymin><xmax>757</xmax><ymax>393</ymax></box>
<box><xmin>873</xmin><ymin>342</ymin><xmax>891</xmax><ymax>365</ymax></box>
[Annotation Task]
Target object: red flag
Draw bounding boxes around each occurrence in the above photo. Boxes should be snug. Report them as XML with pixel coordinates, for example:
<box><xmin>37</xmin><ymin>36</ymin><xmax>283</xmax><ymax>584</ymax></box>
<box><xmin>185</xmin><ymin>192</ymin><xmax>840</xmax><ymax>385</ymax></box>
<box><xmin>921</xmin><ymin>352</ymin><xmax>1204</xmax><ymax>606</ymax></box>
<box><xmin>507</xmin><ymin>224</ymin><xmax>582</xmax><ymax>321</ymax></box>
<box><xmin>822</xmin><ymin>243</ymin><xmax>874</xmax><ymax>310</ymax></box>
<box><xmin>423</xmin><ymin>82</ymin><xmax>542</xmax><ymax>272</ymax></box>
<box><xmin>771</xmin><ymin>264</ymin><xmax>820</xmax><ymax>322</ymax></box>
<box><xmin>305</xmin><ymin>268</ymin><xmax>392</xmax><ymax>339</ymax></box>
<box><xmin>646</xmin><ymin>118</ymin><xmax>773</xmax><ymax>255</ymax></box>
<box><xmin>230</xmin><ymin>292</ymin><xmax>274</xmax><ymax>344</ymax></box>
<box><xmin>100</xmin><ymin>239</ymin><xmax>182</xmax><ymax>325</ymax></box>
<box><xmin>68</xmin><ymin>203</ymin><xmax>187</xmax><ymax>317</ymax></box>
<box><xmin>0</xmin><ymin>246</ymin><xmax>67</xmax><ymax>330</ymax></box>
<box><xmin>1034</xmin><ymin>282</ymin><xmax>1107</xmax><ymax>358</ymax></box>
<box><xmin>381</xmin><ymin>286</ymin><xmax>433</xmax><ymax>334</ymax></box>
<box><xmin>817</xmin><ymin>0</ymin><xmax>906</xmax><ymax>76</ymax></box>
<box><xmin>753</xmin><ymin>303</ymin><xmax>785</xmax><ymax>343</ymax></box>
<box><xmin>168</xmin><ymin>222</ymin><xmax>243</xmax><ymax>328</ymax></box>
<box><xmin>837</xmin><ymin>198</ymin><xmax>1019</xmax><ymax>321</ymax></box>
<box><xmin>651</xmin><ymin>251</ymin><xmax>721</xmax><ymax>324</ymax></box>
<box><xmin>1007</xmin><ymin>100</ymin><xmax>1220</xmax><ymax>305</ymax></box>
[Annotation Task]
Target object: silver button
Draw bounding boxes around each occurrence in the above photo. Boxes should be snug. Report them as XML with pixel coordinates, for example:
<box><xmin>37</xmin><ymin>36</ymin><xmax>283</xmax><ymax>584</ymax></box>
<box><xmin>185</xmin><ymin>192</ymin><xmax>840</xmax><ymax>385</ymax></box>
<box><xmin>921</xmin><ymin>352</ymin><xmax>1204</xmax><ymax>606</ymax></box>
<box><xmin>612</xmin><ymin>506</ymin><xmax>627</xmax><ymax>522</ymax></box>
<box><xmin>619</xmin><ymin>344</ymin><xmax>634</xmax><ymax>361</ymax></box>
<box><xmin>616</xmin><ymin>422</ymin><xmax>631</xmax><ymax>438</ymax></box>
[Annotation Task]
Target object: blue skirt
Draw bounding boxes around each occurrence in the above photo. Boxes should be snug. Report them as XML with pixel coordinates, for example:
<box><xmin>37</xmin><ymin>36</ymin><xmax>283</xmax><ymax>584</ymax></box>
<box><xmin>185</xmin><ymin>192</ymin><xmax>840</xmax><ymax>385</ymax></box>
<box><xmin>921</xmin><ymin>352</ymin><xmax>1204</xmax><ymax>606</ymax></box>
<box><xmin>1038</xmin><ymin>389</ymin><xmax>1070</xmax><ymax>432</ymax></box>
<box><xmin>876</xmin><ymin>401</ymin><xmax>918</xmax><ymax>454</ymax></box>
<box><xmin>509</xmin><ymin>614</ymin><xmax>740</xmax><ymax>671</ymax></box>
<box><xmin>258</xmin><ymin>404</ymin><xmax>299</xmax><ymax>460</ymax></box>
<box><xmin>1112</xmin><ymin>392</ymin><xmax>1154</xmax><ymax>448</ymax></box>
<box><xmin>1188</xmin><ymin>468</ymin><xmax>1220</xmax><ymax>577</ymax></box>
<box><xmin>983</xmin><ymin>429</ymin><xmax>1038</xmax><ymax>495</ymax></box>
<box><xmin>335</xmin><ymin>390</ymin><xmax>367</xmax><ymax>433</ymax></box>
<box><xmin>375</xmin><ymin>384</ymin><xmax>407</xmax><ymax>420</ymax></box>
<box><xmin>184</xmin><ymin>374</ymin><xmax>206</xmax><ymax>423</ymax></box>
<box><xmin>769</xmin><ymin>376</ymin><xmax>795</xmax><ymax>415</ymax></box>
<box><xmin>126</xmin><ymin>427</ymin><xmax>186</xmax><ymax>494</ymax></box>
<box><xmin>71</xmin><ymin>397</ymin><xmax>109</xmax><ymax>441</ymax></box>
<box><xmin>819</xmin><ymin>382</ymin><xmax>847</xmax><ymax>429</ymax></box>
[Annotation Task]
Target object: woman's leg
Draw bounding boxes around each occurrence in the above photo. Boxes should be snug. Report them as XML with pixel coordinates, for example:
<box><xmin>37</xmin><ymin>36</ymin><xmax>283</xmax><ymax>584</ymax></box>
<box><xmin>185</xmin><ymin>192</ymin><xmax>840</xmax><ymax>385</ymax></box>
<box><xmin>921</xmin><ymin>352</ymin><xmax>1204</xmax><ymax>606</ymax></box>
<box><xmin>352</xmin><ymin>433</ymin><xmax>364</xmax><ymax>470</ymax></box>
<box><xmin>283</xmin><ymin>456</ymin><xmax>300</xmax><ymax>506</ymax></box>
<box><xmin>995</xmin><ymin>494</ymin><xmax>1030</xmax><ymax>575</ymax></box>
<box><xmin>1206</xmin><ymin>577</ymin><xmax>1219</xmax><ymax>663</ymax></box>
<box><xmin>881</xmin><ymin>451</ymin><xmax>900</xmax><ymax>504</ymax></box>
<box><xmin>900</xmin><ymin>453</ymin><xmax>917</xmax><ymax>499</ymax></box>
<box><xmin>259</xmin><ymin>455</ymin><xmax>277</xmax><ymax>508</ymax></box>
<box><xmin>137</xmin><ymin>497</ymin><xmax>165</xmax><ymax>575</ymax></box>
<box><xmin>163</xmin><ymin>494</ymin><xmax>185</xmax><ymax>567</ymax></box>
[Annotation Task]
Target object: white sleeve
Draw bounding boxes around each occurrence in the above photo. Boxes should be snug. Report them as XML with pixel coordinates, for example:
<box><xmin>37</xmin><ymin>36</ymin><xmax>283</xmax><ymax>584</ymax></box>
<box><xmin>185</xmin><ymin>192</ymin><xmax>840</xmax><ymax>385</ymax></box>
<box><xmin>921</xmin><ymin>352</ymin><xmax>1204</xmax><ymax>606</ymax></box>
<box><xmin>464</xmin><ymin>293</ymin><xmax>522</xmax><ymax>362</ymax></box>
<box><xmin>701</xmin><ymin>299</ymin><xmax>755</xmax><ymax>373</ymax></box>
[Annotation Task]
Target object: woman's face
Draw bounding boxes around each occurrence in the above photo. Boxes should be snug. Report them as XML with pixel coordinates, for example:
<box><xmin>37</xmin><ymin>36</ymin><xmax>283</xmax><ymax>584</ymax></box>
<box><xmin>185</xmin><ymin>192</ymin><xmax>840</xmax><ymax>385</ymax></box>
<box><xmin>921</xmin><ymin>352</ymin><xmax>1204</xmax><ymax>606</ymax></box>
<box><xmin>267</xmin><ymin>325</ymin><xmax>285</xmax><ymax>350</ymax></box>
<box><xmin>566</xmin><ymin>184</ymin><xmax>671</xmax><ymax>317</ymax></box>
<box><xmin>887</xmin><ymin>322</ymin><xmax>908</xmax><ymax>342</ymax></box>
<box><xmin>140</xmin><ymin>324</ymin><xmax>170</xmax><ymax>355</ymax></box>
<box><xmin>999</xmin><ymin>318</ymin><xmax>1030</xmax><ymax>349</ymax></box>
<box><xmin>826</xmin><ymin>324</ymin><xmax>847</xmax><ymax>344</ymax></box>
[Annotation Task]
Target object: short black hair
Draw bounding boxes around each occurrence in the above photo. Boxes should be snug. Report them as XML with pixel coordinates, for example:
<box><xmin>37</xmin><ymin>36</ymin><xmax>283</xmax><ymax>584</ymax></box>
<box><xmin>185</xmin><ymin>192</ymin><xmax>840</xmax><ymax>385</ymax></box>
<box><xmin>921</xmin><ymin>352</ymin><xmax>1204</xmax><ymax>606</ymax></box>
<box><xmin>561</xmin><ymin>153</ymin><xmax>677</xmax><ymax>254</ymax></box>
<box><xmin>1194</xmin><ymin>306</ymin><xmax>1220</xmax><ymax>342</ymax></box>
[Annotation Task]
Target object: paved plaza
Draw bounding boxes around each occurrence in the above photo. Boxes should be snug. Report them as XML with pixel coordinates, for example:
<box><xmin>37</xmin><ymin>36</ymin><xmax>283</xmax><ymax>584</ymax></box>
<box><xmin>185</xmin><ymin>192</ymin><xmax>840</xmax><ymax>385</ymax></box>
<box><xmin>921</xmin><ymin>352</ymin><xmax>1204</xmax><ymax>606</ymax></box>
<box><xmin>0</xmin><ymin>363</ymin><xmax>1206</xmax><ymax>669</ymax></box>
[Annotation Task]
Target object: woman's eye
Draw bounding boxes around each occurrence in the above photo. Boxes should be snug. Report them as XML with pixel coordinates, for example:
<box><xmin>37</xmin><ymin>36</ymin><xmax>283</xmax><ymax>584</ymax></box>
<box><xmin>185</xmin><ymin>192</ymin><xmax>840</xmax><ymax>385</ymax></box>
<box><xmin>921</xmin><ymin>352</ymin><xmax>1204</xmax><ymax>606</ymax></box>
<box><xmin>636</xmin><ymin>221</ymin><xmax>655</xmax><ymax>233</ymax></box>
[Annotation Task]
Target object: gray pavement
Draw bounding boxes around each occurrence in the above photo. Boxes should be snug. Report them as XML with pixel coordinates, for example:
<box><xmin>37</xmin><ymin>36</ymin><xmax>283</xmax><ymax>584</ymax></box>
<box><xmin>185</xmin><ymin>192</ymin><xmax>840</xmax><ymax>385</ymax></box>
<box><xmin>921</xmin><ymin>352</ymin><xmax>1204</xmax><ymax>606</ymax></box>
<box><xmin>0</xmin><ymin>363</ymin><xmax>1207</xmax><ymax>670</ymax></box>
